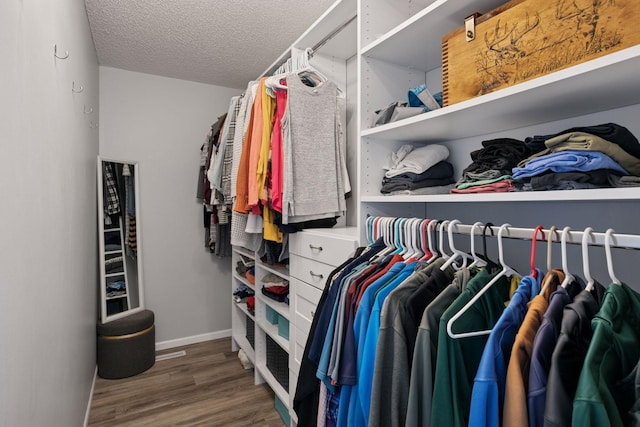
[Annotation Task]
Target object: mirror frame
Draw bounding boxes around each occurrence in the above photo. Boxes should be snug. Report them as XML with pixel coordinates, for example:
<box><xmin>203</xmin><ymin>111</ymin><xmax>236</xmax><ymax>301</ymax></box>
<box><xmin>97</xmin><ymin>156</ymin><xmax>145</xmax><ymax>323</ymax></box>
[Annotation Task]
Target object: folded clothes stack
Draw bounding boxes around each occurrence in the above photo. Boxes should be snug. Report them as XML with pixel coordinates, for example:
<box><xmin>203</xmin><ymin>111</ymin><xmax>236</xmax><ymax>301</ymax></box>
<box><xmin>261</xmin><ymin>273</ymin><xmax>289</xmax><ymax>304</ymax></box>
<box><xmin>233</xmin><ymin>284</ymin><xmax>255</xmax><ymax>303</ymax></box>
<box><xmin>106</xmin><ymin>280</ymin><xmax>126</xmax><ymax>297</ymax></box>
<box><xmin>245</xmin><ymin>267</ymin><xmax>255</xmax><ymax>285</ymax></box>
<box><xmin>512</xmin><ymin>123</ymin><xmax>640</xmax><ymax>191</ymax></box>
<box><xmin>382</xmin><ymin>144</ymin><xmax>455</xmax><ymax>195</ymax></box>
<box><xmin>246</xmin><ymin>296</ymin><xmax>255</xmax><ymax>315</ymax></box>
<box><xmin>452</xmin><ymin>138</ymin><xmax>531</xmax><ymax>194</ymax></box>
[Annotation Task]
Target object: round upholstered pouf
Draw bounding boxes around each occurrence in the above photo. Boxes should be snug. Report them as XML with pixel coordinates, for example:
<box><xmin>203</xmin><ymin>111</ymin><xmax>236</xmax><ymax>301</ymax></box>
<box><xmin>97</xmin><ymin>309</ymin><xmax>155</xmax><ymax>379</ymax></box>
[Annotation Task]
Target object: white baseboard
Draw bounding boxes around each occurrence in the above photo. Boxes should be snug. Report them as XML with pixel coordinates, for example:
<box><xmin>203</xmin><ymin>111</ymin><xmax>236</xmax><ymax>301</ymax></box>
<box><xmin>83</xmin><ymin>366</ymin><xmax>97</xmax><ymax>427</ymax></box>
<box><xmin>155</xmin><ymin>329</ymin><xmax>232</xmax><ymax>351</ymax></box>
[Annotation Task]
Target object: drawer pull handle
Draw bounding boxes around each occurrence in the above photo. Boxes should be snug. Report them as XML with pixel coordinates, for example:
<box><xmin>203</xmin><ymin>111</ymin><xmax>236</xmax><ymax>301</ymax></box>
<box><xmin>309</xmin><ymin>244</ymin><xmax>324</xmax><ymax>251</ymax></box>
<box><xmin>309</xmin><ymin>270</ymin><xmax>324</xmax><ymax>279</ymax></box>
<box><xmin>311</xmin><ymin>310</ymin><xmax>315</xmax><ymax>318</ymax></box>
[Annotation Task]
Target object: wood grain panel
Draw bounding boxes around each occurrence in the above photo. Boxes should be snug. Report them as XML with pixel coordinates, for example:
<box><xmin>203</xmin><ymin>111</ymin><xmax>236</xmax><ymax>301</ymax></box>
<box><xmin>88</xmin><ymin>338</ymin><xmax>284</xmax><ymax>426</ymax></box>
<box><xmin>443</xmin><ymin>0</ymin><xmax>640</xmax><ymax>105</ymax></box>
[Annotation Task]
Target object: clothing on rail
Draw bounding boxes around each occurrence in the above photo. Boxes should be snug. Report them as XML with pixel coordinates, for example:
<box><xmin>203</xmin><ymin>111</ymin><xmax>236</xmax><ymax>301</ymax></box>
<box><xmin>293</xmin><ymin>222</ymin><xmax>640</xmax><ymax>427</ymax></box>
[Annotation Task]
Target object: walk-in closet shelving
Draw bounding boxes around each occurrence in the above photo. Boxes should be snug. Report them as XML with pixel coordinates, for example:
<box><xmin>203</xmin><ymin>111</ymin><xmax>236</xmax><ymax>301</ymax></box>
<box><xmin>229</xmin><ymin>0</ymin><xmax>358</xmax><ymax>424</ymax></box>
<box><xmin>231</xmin><ymin>246</ymin><xmax>257</xmax><ymax>365</ymax></box>
<box><xmin>357</xmin><ymin>0</ymin><xmax>640</xmax><ymax>240</ymax></box>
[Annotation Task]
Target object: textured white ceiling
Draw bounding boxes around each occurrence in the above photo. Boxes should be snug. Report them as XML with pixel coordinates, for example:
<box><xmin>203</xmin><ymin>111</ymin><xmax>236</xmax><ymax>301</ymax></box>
<box><xmin>85</xmin><ymin>0</ymin><xmax>336</xmax><ymax>89</ymax></box>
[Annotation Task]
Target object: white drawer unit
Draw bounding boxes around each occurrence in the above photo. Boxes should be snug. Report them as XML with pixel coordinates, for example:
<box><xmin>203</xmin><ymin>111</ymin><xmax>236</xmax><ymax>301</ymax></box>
<box><xmin>287</xmin><ymin>228</ymin><xmax>359</xmax><ymax>393</ymax></box>
<box><xmin>290</xmin><ymin>227</ymin><xmax>359</xmax><ymax>268</ymax></box>
<box><xmin>290</xmin><ymin>254</ymin><xmax>336</xmax><ymax>290</ymax></box>
<box><xmin>290</xmin><ymin>328</ymin><xmax>306</xmax><ymax>375</ymax></box>
<box><xmin>291</xmin><ymin>277</ymin><xmax>322</xmax><ymax>334</ymax></box>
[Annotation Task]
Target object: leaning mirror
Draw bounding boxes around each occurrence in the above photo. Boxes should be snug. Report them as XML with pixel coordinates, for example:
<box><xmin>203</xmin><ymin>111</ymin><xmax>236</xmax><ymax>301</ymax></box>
<box><xmin>97</xmin><ymin>157</ymin><xmax>145</xmax><ymax>323</ymax></box>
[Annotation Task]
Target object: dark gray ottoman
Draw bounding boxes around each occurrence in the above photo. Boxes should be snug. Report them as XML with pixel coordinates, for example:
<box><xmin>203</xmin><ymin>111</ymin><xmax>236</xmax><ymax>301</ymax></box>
<box><xmin>97</xmin><ymin>309</ymin><xmax>155</xmax><ymax>379</ymax></box>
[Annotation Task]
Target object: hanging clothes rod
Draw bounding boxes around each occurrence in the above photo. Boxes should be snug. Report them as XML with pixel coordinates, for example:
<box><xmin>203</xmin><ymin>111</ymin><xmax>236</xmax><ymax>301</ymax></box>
<box><xmin>309</xmin><ymin>14</ymin><xmax>357</xmax><ymax>57</ymax></box>
<box><xmin>365</xmin><ymin>216</ymin><xmax>640</xmax><ymax>251</ymax></box>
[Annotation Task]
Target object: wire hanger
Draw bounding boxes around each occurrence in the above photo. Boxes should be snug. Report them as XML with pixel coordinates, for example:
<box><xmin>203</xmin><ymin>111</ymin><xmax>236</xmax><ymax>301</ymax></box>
<box><xmin>582</xmin><ymin>227</ymin><xmax>596</xmax><ymax>292</ymax></box>
<box><xmin>560</xmin><ymin>226</ymin><xmax>575</xmax><ymax>288</ymax></box>
<box><xmin>447</xmin><ymin>223</ymin><xmax>518</xmax><ymax>339</ymax></box>
<box><xmin>469</xmin><ymin>222</ymin><xmax>487</xmax><ymax>269</ymax></box>
<box><xmin>530</xmin><ymin>226</ymin><xmax>545</xmax><ymax>279</ymax></box>
<box><xmin>605</xmin><ymin>228</ymin><xmax>622</xmax><ymax>286</ymax></box>
<box><xmin>441</xmin><ymin>219</ymin><xmax>472</xmax><ymax>271</ymax></box>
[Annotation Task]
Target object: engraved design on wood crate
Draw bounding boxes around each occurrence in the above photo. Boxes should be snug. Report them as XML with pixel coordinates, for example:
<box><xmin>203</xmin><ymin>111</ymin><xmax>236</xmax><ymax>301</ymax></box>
<box><xmin>475</xmin><ymin>0</ymin><xmax>625</xmax><ymax>96</ymax></box>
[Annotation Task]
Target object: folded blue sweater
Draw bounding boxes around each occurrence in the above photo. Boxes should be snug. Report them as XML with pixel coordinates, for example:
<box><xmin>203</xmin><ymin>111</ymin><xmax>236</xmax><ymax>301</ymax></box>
<box><xmin>512</xmin><ymin>150</ymin><xmax>629</xmax><ymax>180</ymax></box>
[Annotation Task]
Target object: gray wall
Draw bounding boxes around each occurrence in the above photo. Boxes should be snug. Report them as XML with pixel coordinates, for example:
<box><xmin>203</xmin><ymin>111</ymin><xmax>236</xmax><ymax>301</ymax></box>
<box><xmin>0</xmin><ymin>0</ymin><xmax>99</xmax><ymax>425</ymax></box>
<box><xmin>99</xmin><ymin>66</ymin><xmax>241</xmax><ymax>343</ymax></box>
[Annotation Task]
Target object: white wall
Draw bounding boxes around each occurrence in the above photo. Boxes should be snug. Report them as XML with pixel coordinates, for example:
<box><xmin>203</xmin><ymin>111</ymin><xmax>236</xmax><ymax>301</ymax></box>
<box><xmin>99</xmin><ymin>67</ymin><xmax>241</xmax><ymax>343</ymax></box>
<box><xmin>0</xmin><ymin>0</ymin><xmax>99</xmax><ymax>425</ymax></box>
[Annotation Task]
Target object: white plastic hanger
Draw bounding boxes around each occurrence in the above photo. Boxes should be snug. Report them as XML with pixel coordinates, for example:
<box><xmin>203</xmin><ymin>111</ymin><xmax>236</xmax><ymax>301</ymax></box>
<box><xmin>438</xmin><ymin>220</ymin><xmax>451</xmax><ymax>261</ymax></box>
<box><xmin>582</xmin><ymin>227</ymin><xmax>596</xmax><ymax>292</ymax></box>
<box><xmin>398</xmin><ymin>218</ymin><xmax>412</xmax><ymax>259</ymax></box>
<box><xmin>468</xmin><ymin>222</ymin><xmax>487</xmax><ymax>269</ymax></box>
<box><xmin>447</xmin><ymin>223</ymin><xmax>518</xmax><ymax>338</ymax></box>
<box><xmin>559</xmin><ymin>226</ymin><xmax>575</xmax><ymax>288</ymax></box>
<box><xmin>441</xmin><ymin>219</ymin><xmax>472</xmax><ymax>271</ymax></box>
<box><xmin>605</xmin><ymin>228</ymin><xmax>622</xmax><ymax>286</ymax></box>
<box><xmin>425</xmin><ymin>219</ymin><xmax>440</xmax><ymax>262</ymax></box>
<box><xmin>546</xmin><ymin>225</ymin><xmax>559</xmax><ymax>273</ymax></box>
<box><xmin>405</xmin><ymin>218</ymin><xmax>423</xmax><ymax>260</ymax></box>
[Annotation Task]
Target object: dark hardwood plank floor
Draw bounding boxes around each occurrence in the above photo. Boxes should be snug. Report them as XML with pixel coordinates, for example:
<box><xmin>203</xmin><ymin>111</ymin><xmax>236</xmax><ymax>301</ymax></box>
<box><xmin>88</xmin><ymin>338</ymin><xmax>284</xmax><ymax>426</ymax></box>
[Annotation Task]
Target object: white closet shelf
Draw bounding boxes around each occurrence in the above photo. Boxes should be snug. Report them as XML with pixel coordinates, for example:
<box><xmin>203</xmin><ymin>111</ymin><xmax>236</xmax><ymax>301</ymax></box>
<box><xmin>257</xmin><ymin>294</ymin><xmax>290</xmax><ymax>320</ymax></box>
<box><xmin>232</xmin><ymin>272</ymin><xmax>256</xmax><ymax>290</ymax></box>
<box><xmin>258</xmin><ymin>319</ymin><xmax>289</xmax><ymax>353</ymax></box>
<box><xmin>257</xmin><ymin>260</ymin><xmax>289</xmax><ymax>280</ymax></box>
<box><xmin>233</xmin><ymin>298</ymin><xmax>255</xmax><ymax>321</ymax></box>
<box><xmin>361</xmin><ymin>0</ymin><xmax>505</xmax><ymax>71</ymax></box>
<box><xmin>106</xmin><ymin>294</ymin><xmax>127</xmax><ymax>301</ymax></box>
<box><xmin>104</xmin><ymin>227</ymin><xmax>122</xmax><ymax>232</ymax></box>
<box><xmin>362</xmin><ymin>187</ymin><xmax>640</xmax><ymax>203</ymax></box>
<box><xmin>104</xmin><ymin>250</ymin><xmax>123</xmax><ymax>255</ymax></box>
<box><xmin>361</xmin><ymin>46</ymin><xmax>640</xmax><ymax>142</ymax></box>
<box><xmin>232</xmin><ymin>246</ymin><xmax>255</xmax><ymax>260</ymax></box>
<box><xmin>105</xmin><ymin>272</ymin><xmax>125</xmax><ymax>278</ymax></box>
<box><xmin>256</xmin><ymin>362</ymin><xmax>289</xmax><ymax>409</ymax></box>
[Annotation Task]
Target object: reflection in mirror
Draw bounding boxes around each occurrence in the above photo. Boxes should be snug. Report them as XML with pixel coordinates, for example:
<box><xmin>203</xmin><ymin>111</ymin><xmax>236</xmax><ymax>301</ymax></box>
<box><xmin>97</xmin><ymin>157</ymin><xmax>145</xmax><ymax>323</ymax></box>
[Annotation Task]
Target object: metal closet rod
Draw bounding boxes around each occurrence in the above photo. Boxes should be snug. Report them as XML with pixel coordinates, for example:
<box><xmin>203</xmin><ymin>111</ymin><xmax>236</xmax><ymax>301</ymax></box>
<box><xmin>309</xmin><ymin>14</ymin><xmax>357</xmax><ymax>56</ymax></box>
<box><xmin>366</xmin><ymin>216</ymin><xmax>640</xmax><ymax>251</ymax></box>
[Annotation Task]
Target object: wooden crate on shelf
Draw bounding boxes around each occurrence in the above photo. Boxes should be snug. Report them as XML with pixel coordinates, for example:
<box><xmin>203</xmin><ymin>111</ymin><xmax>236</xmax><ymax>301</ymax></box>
<box><xmin>442</xmin><ymin>0</ymin><xmax>640</xmax><ymax>106</ymax></box>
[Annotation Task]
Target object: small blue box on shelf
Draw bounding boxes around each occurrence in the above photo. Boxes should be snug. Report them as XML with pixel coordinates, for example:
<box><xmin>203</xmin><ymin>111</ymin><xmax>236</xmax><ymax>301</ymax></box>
<box><xmin>274</xmin><ymin>395</ymin><xmax>290</xmax><ymax>426</ymax></box>
<box><xmin>265</xmin><ymin>305</ymin><xmax>278</xmax><ymax>325</ymax></box>
<box><xmin>277</xmin><ymin>314</ymin><xmax>289</xmax><ymax>340</ymax></box>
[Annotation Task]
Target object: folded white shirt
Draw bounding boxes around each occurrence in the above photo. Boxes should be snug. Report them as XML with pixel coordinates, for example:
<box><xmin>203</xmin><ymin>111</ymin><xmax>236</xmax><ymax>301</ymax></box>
<box><xmin>385</xmin><ymin>144</ymin><xmax>450</xmax><ymax>178</ymax></box>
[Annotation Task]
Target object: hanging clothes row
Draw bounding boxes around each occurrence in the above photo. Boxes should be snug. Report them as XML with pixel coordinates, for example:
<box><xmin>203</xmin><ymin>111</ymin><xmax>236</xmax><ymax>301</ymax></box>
<box><xmin>201</xmin><ymin>48</ymin><xmax>352</xmax><ymax>265</ymax></box>
<box><xmin>197</xmin><ymin>110</ymin><xmax>233</xmax><ymax>256</ymax></box>
<box><xmin>293</xmin><ymin>217</ymin><xmax>640</xmax><ymax>427</ymax></box>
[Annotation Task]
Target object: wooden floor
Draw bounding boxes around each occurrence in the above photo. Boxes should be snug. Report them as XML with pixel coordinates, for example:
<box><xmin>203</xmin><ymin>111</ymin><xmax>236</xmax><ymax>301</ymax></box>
<box><xmin>88</xmin><ymin>338</ymin><xmax>284</xmax><ymax>426</ymax></box>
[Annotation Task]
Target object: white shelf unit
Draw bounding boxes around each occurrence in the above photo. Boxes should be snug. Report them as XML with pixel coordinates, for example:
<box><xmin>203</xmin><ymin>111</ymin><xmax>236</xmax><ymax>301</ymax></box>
<box><xmin>230</xmin><ymin>246</ymin><xmax>257</xmax><ymax>366</ymax></box>
<box><xmin>357</xmin><ymin>0</ymin><xmax>640</xmax><ymax>280</ymax></box>
<box><xmin>229</xmin><ymin>1</ymin><xmax>358</xmax><ymax>425</ymax></box>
